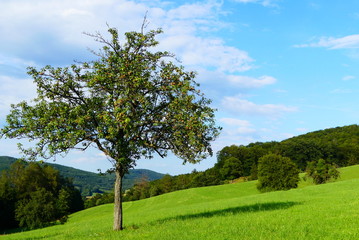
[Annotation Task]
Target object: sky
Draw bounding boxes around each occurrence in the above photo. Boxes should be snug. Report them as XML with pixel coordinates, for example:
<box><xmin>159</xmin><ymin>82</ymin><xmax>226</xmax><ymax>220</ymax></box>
<box><xmin>1</xmin><ymin>0</ymin><xmax>359</xmax><ymax>175</ymax></box>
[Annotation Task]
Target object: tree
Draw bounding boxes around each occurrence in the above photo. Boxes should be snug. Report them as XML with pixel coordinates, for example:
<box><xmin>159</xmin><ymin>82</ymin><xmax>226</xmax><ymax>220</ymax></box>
<box><xmin>305</xmin><ymin>159</ymin><xmax>340</xmax><ymax>184</ymax></box>
<box><xmin>0</xmin><ymin>24</ymin><xmax>220</xmax><ymax>230</ymax></box>
<box><xmin>219</xmin><ymin>156</ymin><xmax>243</xmax><ymax>180</ymax></box>
<box><xmin>257</xmin><ymin>153</ymin><xmax>299</xmax><ymax>192</ymax></box>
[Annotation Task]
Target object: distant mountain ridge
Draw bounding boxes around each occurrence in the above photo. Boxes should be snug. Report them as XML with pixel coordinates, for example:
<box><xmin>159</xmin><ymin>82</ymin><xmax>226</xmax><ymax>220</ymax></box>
<box><xmin>0</xmin><ymin>156</ymin><xmax>165</xmax><ymax>196</ymax></box>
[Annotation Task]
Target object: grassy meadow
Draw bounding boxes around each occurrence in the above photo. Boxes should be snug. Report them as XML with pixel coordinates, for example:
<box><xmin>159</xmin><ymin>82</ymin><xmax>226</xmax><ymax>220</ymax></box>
<box><xmin>2</xmin><ymin>165</ymin><xmax>359</xmax><ymax>239</ymax></box>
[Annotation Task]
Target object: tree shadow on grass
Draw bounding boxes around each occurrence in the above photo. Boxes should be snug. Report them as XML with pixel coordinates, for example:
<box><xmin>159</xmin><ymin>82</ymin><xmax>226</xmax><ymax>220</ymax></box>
<box><xmin>0</xmin><ymin>222</ymin><xmax>62</xmax><ymax>236</ymax></box>
<box><xmin>153</xmin><ymin>201</ymin><xmax>300</xmax><ymax>224</ymax></box>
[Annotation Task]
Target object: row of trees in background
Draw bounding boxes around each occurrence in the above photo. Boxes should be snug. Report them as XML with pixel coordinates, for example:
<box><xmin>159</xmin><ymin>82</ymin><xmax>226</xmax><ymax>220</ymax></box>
<box><xmin>0</xmin><ymin>161</ymin><xmax>83</xmax><ymax>230</ymax></box>
<box><xmin>122</xmin><ymin>125</ymin><xmax>358</xmax><ymax>201</ymax></box>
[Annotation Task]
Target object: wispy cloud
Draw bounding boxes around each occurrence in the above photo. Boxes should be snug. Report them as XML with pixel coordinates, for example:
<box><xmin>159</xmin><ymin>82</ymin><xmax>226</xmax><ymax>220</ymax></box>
<box><xmin>227</xmin><ymin>75</ymin><xmax>277</xmax><ymax>88</ymax></box>
<box><xmin>294</xmin><ymin>34</ymin><xmax>359</xmax><ymax>49</ymax></box>
<box><xmin>330</xmin><ymin>88</ymin><xmax>353</xmax><ymax>94</ymax></box>
<box><xmin>0</xmin><ymin>75</ymin><xmax>36</xmax><ymax>117</ymax></box>
<box><xmin>234</xmin><ymin>0</ymin><xmax>279</xmax><ymax>7</ymax></box>
<box><xmin>296</xmin><ymin>128</ymin><xmax>309</xmax><ymax>133</ymax></box>
<box><xmin>222</xmin><ymin>96</ymin><xmax>297</xmax><ymax>118</ymax></box>
<box><xmin>220</xmin><ymin>118</ymin><xmax>252</xmax><ymax>127</ymax></box>
<box><xmin>220</xmin><ymin>118</ymin><xmax>256</xmax><ymax>135</ymax></box>
<box><xmin>342</xmin><ymin>75</ymin><xmax>356</xmax><ymax>81</ymax></box>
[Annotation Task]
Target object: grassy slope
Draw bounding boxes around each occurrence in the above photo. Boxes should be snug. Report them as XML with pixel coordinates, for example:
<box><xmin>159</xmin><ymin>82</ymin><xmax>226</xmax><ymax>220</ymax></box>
<box><xmin>2</xmin><ymin>165</ymin><xmax>359</xmax><ymax>240</ymax></box>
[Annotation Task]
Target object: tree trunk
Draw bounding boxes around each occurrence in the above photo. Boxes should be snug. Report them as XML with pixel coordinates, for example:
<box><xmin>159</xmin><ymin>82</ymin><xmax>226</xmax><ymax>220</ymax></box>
<box><xmin>113</xmin><ymin>166</ymin><xmax>123</xmax><ymax>231</ymax></box>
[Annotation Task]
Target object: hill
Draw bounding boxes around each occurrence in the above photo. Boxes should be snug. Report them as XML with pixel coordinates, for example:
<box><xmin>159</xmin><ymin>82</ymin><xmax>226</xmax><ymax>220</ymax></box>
<box><xmin>0</xmin><ymin>156</ymin><xmax>164</xmax><ymax>196</ymax></box>
<box><xmin>218</xmin><ymin>124</ymin><xmax>359</xmax><ymax>176</ymax></box>
<box><xmin>2</xmin><ymin>164</ymin><xmax>359</xmax><ymax>239</ymax></box>
<box><xmin>279</xmin><ymin>124</ymin><xmax>359</xmax><ymax>168</ymax></box>
<box><xmin>123</xmin><ymin>124</ymin><xmax>359</xmax><ymax>202</ymax></box>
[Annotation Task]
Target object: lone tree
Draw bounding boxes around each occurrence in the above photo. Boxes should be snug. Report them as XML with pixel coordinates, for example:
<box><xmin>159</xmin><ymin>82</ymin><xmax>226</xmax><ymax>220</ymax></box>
<box><xmin>306</xmin><ymin>159</ymin><xmax>340</xmax><ymax>184</ymax></box>
<box><xmin>0</xmin><ymin>25</ymin><xmax>221</xmax><ymax>230</ymax></box>
<box><xmin>257</xmin><ymin>153</ymin><xmax>299</xmax><ymax>192</ymax></box>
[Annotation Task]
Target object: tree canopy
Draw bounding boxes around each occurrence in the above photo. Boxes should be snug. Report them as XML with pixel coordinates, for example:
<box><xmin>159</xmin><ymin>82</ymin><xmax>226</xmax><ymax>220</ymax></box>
<box><xmin>0</xmin><ymin>25</ymin><xmax>221</xmax><ymax>230</ymax></box>
<box><xmin>257</xmin><ymin>153</ymin><xmax>300</xmax><ymax>192</ymax></box>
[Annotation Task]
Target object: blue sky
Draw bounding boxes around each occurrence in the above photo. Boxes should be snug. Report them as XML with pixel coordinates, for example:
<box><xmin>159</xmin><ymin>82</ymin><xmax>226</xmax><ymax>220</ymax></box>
<box><xmin>1</xmin><ymin>0</ymin><xmax>359</xmax><ymax>175</ymax></box>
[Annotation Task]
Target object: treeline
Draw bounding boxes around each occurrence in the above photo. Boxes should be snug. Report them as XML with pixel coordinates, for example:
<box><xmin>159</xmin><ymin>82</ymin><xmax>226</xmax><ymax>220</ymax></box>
<box><xmin>123</xmin><ymin>124</ymin><xmax>359</xmax><ymax>201</ymax></box>
<box><xmin>123</xmin><ymin>170</ymin><xmax>221</xmax><ymax>201</ymax></box>
<box><xmin>0</xmin><ymin>156</ymin><xmax>165</xmax><ymax>197</ymax></box>
<box><xmin>0</xmin><ymin>160</ymin><xmax>84</xmax><ymax>230</ymax></box>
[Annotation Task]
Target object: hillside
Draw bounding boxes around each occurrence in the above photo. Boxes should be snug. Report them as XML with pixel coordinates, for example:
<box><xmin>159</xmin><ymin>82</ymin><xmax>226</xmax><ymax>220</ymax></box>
<box><xmin>0</xmin><ymin>156</ymin><xmax>165</xmax><ymax>195</ymax></box>
<box><xmin>219</xmin><ymin>124</ymin><xmax>359</xmax><ymax>174</ymax></box>
<box><xmin>2</xmin><ymin>164</ymin><xmax>359</xmax><ymax>239</ymax></box>
<box><xmin>123</xmin><ymin>124</ymin><xmax>359</xmax><ymax>202</ymax></box>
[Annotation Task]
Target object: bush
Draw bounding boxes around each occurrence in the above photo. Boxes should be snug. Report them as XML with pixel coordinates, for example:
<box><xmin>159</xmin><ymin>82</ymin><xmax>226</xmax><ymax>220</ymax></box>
<box><xmin>257</xmin><ymin>153</ymin><xmax>299</xmax><ymax>192</ymax></box>
<box><xmin>306</xmin><ymin>159</ymin><xmax>340</xmax><ymax>184</ymax></box>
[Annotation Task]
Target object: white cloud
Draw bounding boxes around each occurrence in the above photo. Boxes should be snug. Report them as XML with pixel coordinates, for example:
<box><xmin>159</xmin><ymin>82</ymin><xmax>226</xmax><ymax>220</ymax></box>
<box><xmin>61</xmin><ymin>8</ymin><xmax>93</xmax><ymax>18</ymax></box>
<box><xmin>0</xmin><ymin>0</ymin><xmax>253</xmax><ymax>73</ymax></box>
<box><xmin>342</xmin><ymin>75</ymin><xmax>356</xmax><ymax>81</ymax></box>
<box><xmin>167</xmin><ymin>36</ymin><xmax>254</xmax><ymax>72</ymax></box>
<box><xmin>296</xmin><ymin>128</ymin><xmax>308</xmax><ymax>133</ymax></box>
<box><xmin>294</xmin><ymin>34</ymin><xmax>359</xmax><ymax>49</ymax></box>
<box><xmin>222</xmin><ymin>96</ymin><xmax>297</xmax><ymax>117</ymax></box>
<box><xmin>0</xmin><ymin>0</ymin><xmax>150</xmax><ymax>59</ymax></box>
<box><xmin>155</xmin><ymin>2</ymin><xmax>254</xmax><ymax>73</ymax></box>
<box><xmin>330</xmin><ymin>88</ymin><xmax>353</xmax><ymax>94</ymax></box>
<box><xmin>234</xmin><ymin>0</ymin><xmax>279</xmax><ymax>7</ymax></box>
<box><xmin>227</xmin><ymin>75</ymin><xmax>276</xmax><ymax>88</ymax></box>
<box><xmin>0</xmin><ymin>75</ymin><xmax>36</xmax><ymax>117</ymax></box>
<box><xmin>236</xmin><ymin>0</ymin><xmax>258</xmax><ymax>2</ymax></box>
<box><xmin>220</xmin><ymin>117</ymin><xmax>256</xmax><ymax>134</ymax></box>
<box><xmin>215</xmin><ymin>118</ymin><xmax>258</xmax><ymax>147</ymax></box>
<box><xmin>220</xmin><ymin>118</ymin><xmax>252</xmax><ymax>127</ymax></box>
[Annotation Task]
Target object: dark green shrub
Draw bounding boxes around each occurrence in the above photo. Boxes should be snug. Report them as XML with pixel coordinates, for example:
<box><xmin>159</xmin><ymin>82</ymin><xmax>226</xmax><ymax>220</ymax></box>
<box><xmin>15</xmin><ymin>188</ymin><xmax>56</xmax><ymax>229</ymax></box>
<box><xmin>257</xmin><ymin>153</ymin><xmax>299</xmax><ymax>192</ymax></box>
<box><xmin>306</xmin><ymin>159</ymin><xmax>340</xmax><ymax>184</ymax></box>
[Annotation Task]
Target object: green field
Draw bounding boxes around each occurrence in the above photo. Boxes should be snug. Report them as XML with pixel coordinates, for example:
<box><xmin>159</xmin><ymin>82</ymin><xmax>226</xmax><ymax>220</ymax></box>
<box><xmin>2</xmin><ymin>165</ymin><xmax>359</xmax><ymax>239</ymax></box>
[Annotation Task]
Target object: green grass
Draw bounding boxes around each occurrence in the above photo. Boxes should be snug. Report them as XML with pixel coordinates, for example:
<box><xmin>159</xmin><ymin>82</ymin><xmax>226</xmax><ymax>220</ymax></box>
<box><xmin>2</xmin><ymin>166</ymin><xmax>359</xmax><ymax>239</ymax></box>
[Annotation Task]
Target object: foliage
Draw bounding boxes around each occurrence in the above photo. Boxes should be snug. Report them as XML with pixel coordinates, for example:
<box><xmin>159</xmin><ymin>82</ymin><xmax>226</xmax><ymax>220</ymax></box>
<box><xmin>306</xmin><ymin>159</ymin><xmax>340</xmax><ymax>184</ymax></box>
<box><xmin>257</xmin><ymin>153</ymin><xmax>300</xmax><ymax>192</ymax></box>
<box><xmin>219</xmin><ymin>156</ymin><xmax>243</xmax><ymax>180</ymax></box>
<box><xmin>0</xmin><ymin>161</ymin><xmax>83</xmax><ymax>230</ymax></box>
<box><xmin>0</xmin><ymin>24</ymin><xmax>220</xmax><ymax>230</ymax></box>
<box><xmin>15</xmin><ymin>188</ymin><xmax>57</xmax><ymax>229</ymax></box>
